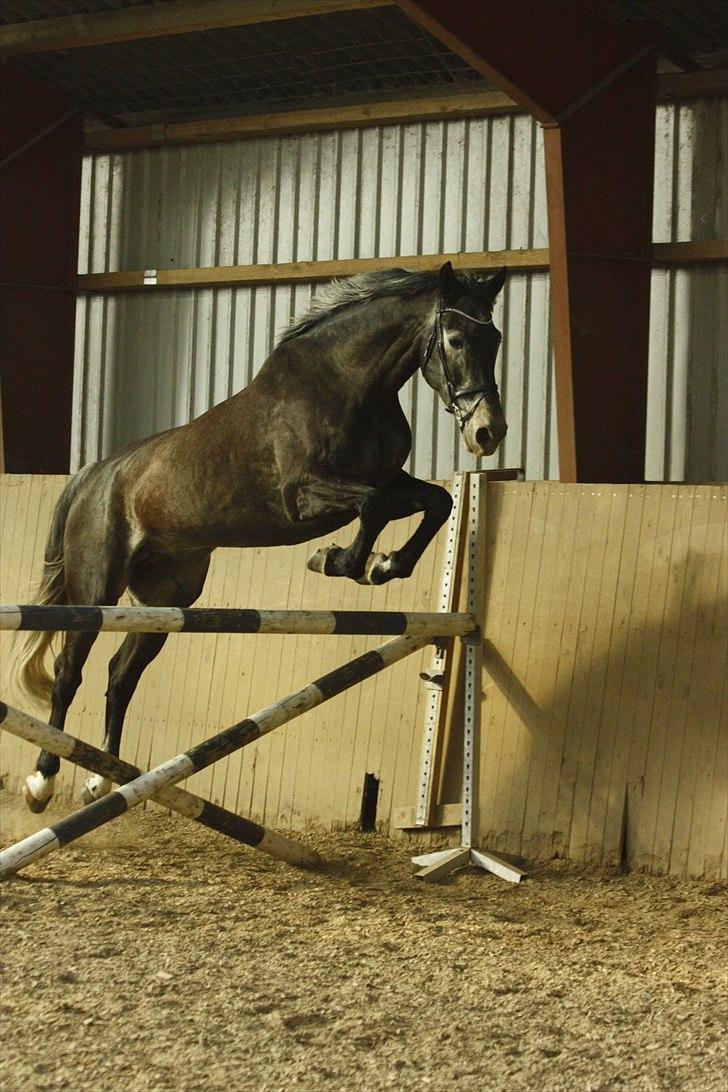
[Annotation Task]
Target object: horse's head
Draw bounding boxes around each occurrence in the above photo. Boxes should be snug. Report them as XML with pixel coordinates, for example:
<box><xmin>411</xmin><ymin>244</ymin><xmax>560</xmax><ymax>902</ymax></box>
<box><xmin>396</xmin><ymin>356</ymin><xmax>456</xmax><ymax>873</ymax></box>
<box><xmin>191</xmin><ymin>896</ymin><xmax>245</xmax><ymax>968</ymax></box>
<box><xmin>422</xmin><ymin>261</ymin><xmax>507</xmax><ymax>458</ymax></box>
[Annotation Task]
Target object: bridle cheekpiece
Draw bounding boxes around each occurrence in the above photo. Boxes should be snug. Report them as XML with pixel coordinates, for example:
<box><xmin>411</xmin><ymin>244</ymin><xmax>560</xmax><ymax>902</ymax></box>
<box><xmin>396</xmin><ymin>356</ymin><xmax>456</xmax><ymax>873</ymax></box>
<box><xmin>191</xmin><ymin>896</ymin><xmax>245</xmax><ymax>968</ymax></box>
<box><xmin>421</xmin><ymin>306</ymin><xmax>499</xmax><ymax>429</ymax></box>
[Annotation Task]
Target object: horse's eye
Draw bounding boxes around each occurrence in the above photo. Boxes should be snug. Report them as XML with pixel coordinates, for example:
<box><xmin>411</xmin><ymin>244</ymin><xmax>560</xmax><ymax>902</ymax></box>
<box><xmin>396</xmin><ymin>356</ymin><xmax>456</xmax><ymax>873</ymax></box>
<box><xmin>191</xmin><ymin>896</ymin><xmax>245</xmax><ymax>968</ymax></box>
<box><xmin>448</xmin><ymin>336</ymin><xmax>464</xmax><ymax>350</ymax></box>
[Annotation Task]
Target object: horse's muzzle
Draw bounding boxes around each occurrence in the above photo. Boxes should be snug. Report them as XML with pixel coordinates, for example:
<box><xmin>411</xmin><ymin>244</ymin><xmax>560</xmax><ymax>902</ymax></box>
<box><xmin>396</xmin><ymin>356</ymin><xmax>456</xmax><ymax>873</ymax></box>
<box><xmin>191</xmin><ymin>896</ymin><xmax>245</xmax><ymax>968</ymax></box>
<box><xmin>462</xmin><ymin>404</ymin><xmax>507</xmax><ymax>457</ymax></box>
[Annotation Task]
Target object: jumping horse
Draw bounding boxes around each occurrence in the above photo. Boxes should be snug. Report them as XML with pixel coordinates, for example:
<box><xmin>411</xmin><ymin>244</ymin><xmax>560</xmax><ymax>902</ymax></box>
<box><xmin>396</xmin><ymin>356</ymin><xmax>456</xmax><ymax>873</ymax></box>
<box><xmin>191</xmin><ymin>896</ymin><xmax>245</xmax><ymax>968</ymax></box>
<box><xmin>13</xmin><ymin>261</ymin><xmax>507</xmax><ymax>812</ymax></box>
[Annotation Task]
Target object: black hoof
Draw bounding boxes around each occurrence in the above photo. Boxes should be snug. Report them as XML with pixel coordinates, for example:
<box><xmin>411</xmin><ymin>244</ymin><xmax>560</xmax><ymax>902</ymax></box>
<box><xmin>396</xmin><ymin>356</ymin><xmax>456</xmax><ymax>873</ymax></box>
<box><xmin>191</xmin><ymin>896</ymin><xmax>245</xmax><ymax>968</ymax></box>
<box><xmin>307</xmin><ymin>545</ymin><xmax>345</xmax><ymax>576</ymax></box>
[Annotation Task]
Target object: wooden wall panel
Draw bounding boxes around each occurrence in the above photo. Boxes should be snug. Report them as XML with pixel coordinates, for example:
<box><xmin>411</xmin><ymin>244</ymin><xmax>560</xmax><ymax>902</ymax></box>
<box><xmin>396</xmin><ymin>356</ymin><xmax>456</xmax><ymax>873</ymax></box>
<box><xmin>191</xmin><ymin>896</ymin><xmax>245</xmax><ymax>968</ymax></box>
<box><xmin>478</xmin><ymin>482</ymin><xmax>727</xmax><ymax>880</ymax></box>
<box><xmin>1</xmin><ymin>475</ymin><xmax>725</xmax><ymax>879</ymax></box>
<box><xmin>0</xmin><ymin>475</ymin><xmax>439</xmax><ymax>834</ymax></box>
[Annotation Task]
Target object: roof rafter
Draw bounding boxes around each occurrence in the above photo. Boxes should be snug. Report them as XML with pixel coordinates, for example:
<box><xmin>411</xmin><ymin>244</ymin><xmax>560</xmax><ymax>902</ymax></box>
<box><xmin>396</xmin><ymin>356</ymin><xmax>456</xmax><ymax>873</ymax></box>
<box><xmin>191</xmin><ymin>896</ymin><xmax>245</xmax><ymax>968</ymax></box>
<box><xmin>0</xmin><ymin>0</ymin><xmax>391</xmax><ymax>58</ymax></box>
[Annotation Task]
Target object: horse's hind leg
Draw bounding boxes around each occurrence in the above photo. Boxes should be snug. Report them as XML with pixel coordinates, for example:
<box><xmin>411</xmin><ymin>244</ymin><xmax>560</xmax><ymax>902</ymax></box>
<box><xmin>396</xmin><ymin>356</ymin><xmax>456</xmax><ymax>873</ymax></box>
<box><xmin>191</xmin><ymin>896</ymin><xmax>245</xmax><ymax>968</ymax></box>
<box><xmin>81</xmin><ymin>550</ymin><xmax>210</xmax><ymax>803</ymax></box>
<box><xmin>23</xmin><ymin>554</ymin><xmax>128</xmax><ymax>812</ymax></box>
<box><xmin>80</xmin><ymin>631</ymin><xmax>167</xmax><ymax>803</ymax></box>
<box><xmin>23</xmin><ymin>631</ymin><xmax>99</xmax><ymax>812</ymax></box>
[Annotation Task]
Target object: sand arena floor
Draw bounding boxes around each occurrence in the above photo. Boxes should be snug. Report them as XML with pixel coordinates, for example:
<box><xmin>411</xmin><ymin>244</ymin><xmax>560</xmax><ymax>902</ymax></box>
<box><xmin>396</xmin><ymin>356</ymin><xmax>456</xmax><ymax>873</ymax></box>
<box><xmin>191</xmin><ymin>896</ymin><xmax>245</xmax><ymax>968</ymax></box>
<box><xmin>1</xmin><ymin>799</ymin><xmax>726</xmax><ymax>1092</ymax></box>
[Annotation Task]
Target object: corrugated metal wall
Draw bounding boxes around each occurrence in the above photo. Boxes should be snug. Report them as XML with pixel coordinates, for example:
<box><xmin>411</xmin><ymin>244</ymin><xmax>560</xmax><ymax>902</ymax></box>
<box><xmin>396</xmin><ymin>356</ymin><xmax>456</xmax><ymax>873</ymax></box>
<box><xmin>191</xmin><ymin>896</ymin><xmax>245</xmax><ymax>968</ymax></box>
<box><xmin>647</xmin><ymin>98</ymin><xmax>727</xmax><ymax>482</ymax></box>
<box><xmin>72</xmin><ymin>96</ymin><xmax>727</xmax><ymax>482</ymax></box>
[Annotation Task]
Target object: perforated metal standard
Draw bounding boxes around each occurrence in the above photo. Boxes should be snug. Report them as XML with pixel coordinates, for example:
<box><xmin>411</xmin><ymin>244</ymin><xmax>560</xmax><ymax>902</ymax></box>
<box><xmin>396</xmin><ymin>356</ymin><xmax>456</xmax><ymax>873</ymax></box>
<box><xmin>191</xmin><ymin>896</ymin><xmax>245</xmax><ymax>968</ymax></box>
<box><xmin>461</xmin><ymin>473</ymin><xmax>481</xmax><ymax>849</ymax></box>
<box><xmin>415</xmin><ymin>472</ymin><xmax>465</xmax><ymax>827</ymax></box>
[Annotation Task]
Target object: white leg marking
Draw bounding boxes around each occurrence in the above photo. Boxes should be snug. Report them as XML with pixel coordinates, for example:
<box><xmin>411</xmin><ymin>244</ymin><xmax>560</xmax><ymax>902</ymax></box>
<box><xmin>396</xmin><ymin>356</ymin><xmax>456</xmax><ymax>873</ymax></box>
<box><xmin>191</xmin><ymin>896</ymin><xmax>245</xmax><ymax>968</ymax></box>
<box><xmin>25</xmin><ymin>771</ymin><xmax>55</xmax><ymax>804</ymax></box>
<box><xmin>81</xmin><ymin>774</ymin><xmax>113</xmax><ymax>805</ymax></box>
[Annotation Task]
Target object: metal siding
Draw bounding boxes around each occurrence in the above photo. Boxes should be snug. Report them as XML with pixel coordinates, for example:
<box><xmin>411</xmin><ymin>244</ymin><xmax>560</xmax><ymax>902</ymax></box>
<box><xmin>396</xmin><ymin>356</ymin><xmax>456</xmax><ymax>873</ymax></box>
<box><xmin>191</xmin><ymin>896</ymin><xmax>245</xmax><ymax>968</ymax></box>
<box><xmin>646</xmin><ymin>97</ymin><xmax>728</xmax><ymax>482</ymax></box>
<box><xmin>73</xmin><ymin>99</ymin><xmax>726</xmax><ymax>482</ymax></box>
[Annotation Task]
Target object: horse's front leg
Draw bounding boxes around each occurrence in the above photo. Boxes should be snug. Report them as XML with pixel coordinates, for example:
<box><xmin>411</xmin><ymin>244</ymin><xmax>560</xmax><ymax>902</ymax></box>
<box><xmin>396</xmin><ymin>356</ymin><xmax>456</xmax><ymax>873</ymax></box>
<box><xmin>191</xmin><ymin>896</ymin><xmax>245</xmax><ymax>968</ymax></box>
<box><xmin>294</xmin><ymin>471</ymin><xmax>452</xmax><ymax>585</ymax></box>
<box><xmin>355</xmin><ymin>471</ymin><xmax>453</xmax><ymax>585</ymax></box>
<box><xmin>292</xmin><ymin>473</ymin><xmax>390</xmax><ymax>580</ymax></box>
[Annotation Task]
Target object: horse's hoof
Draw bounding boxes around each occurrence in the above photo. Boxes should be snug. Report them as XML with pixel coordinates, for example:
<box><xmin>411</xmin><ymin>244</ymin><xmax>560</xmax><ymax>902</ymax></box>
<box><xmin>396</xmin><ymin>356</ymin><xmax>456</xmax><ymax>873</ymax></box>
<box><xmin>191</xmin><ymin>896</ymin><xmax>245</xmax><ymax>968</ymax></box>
<box><xmin>23</xmin><ymin>772</ymin><xmax>54</xmax><ymax>813</ymax></box>
<box><xmin>307</xmin><ymin>544</ymin><xmax>342</xmax><ymax>576</ymax></box>
<box><xmin>81</xmin><ymin>775</ymin><xmax>112</xmax><ymax>805</ymax></box>
<box><xmin>22</xmin><ymin>783</ymin><xmax>49</xmax><ymax>814</ymax></box>
<box><xmin>356</xmin><ymin>552</ymin><xmax>392</xmax><ymax>585</ymax></box>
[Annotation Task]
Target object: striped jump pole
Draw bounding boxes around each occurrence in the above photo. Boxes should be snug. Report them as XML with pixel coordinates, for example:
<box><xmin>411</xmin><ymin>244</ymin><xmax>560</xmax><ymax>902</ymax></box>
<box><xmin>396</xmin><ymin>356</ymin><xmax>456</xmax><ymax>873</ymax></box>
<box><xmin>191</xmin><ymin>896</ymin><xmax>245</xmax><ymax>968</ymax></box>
<box><xmin>0</xmin><ymin>605</ymin><xmax>475</xmax><ymax>637</ymax></box>
<box><xmin>0</xmin><ymin>704</ymin><xmax>319</xmax><ymax>870</ymax></box>
<box><xmin>0</xmin><ymin>631</ymin><xmax>431</xmax><ymax>876</ymax></box>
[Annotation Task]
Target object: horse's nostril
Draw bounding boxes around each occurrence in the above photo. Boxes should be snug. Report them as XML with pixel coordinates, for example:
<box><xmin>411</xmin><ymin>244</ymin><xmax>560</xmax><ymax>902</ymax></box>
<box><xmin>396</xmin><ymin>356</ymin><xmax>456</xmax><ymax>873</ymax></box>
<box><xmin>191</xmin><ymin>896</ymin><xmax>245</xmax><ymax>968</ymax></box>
<box><xmin>475</xmin><ymin>427</ymin><xmax>493</xmax><ymax>449</ymax></box>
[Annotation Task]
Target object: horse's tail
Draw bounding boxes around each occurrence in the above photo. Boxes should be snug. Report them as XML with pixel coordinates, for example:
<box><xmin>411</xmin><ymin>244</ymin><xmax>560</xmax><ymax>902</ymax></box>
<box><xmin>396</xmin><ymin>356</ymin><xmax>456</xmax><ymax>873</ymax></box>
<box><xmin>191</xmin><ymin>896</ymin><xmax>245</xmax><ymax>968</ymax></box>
<box><xmin>8</xmin><ymin>466</ymin><xmax>93</xmax><ymax>707</ymax></box>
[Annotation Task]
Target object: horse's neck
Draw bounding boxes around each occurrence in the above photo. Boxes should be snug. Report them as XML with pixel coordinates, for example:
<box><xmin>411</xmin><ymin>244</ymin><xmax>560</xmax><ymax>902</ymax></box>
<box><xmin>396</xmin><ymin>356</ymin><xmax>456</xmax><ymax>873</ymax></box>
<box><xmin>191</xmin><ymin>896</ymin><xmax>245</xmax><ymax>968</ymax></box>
<box><xmin>335</xmin><ymin>294</ymin><xmax>433</xmax><ymax>396</ymax></box>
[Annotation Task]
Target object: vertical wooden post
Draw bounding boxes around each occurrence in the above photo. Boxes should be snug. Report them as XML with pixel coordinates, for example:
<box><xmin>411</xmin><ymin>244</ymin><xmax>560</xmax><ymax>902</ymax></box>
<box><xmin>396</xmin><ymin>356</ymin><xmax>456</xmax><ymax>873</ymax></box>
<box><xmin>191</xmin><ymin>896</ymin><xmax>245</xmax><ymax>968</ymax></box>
<box><xmin>0</xmin><ymin>68</ymin><xmax>83</xmax><ymax>473</ymax></box>
<box><xmin>543</xmin><ymin>57</ymin><xmax>656</xmax><ymax>482</ymax></box>
<box><xmin>399</xmin><ymin>0</ymin><xmax>657</xmax><ymax>482</ymax></box>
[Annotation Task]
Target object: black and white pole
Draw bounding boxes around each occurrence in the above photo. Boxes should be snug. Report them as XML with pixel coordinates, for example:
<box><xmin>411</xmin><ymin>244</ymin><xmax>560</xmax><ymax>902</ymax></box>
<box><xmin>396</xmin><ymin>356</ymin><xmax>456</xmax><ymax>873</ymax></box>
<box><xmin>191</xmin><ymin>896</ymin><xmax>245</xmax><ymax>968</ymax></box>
<box><xmin>0</xmin><ymin>703</ymin><xmax>319</xmax><ymax>870</ymax></box>
<box><xmin>412</xmin><ymin>473</ymin><xmax>527</xmax><ymax>884</ymax></box>
<box><xmin>0</xmin><ymin>632</ymin><xmax>430</xmax><ymax>876</ymax></box>
<box><xmin>0</xmin><ymin>605</ymin><xmax>475</xmax><ymax>638</ymax></box>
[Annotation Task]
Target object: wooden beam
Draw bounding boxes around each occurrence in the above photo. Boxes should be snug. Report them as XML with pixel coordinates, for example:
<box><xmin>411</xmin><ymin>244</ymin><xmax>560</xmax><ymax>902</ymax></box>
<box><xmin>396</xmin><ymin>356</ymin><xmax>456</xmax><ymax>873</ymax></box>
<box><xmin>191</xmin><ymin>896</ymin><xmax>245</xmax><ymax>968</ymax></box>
<box><xmin>1</xmin><ymin>68</ymin><xmax>83</xmax><ymax>475</ymax></box>
<box><xmin>657</xmin><ymin>69</ymin><xmax>728</xmax><ymax>99</ymax></box>
<box><xmin>397</xmin><ymin>0</ymin><xmax>650</xmax><ymax>127</ymax></box>
<box><xmin>543</xmin><ymin>56</ymin><xmax>657</xmax><ymax>483</ymax></box>
<box><xmin>0</xmin><ymin>0</ymin><xmax>390</xmax><ymax>58</ymax></box>
<box><xmin>76</xmin><ymin>241</ymin><xmax>727</xmax><ymax>294</ymax></box>
<box><xmin>84</xmin><ymin>90</ymin><xmax>519</xmax><ymax>152</ymax></box>
<box><xmin>653</xmin><ymin>240</ymin><xmax>728</xmax><ymax>264</ymax></box>
<box><xmin>77</xmin><ymin>249</ymin><xmax>550</xmax><ymax>293</ymax></box>
<box><xmin>83</xmin><ymin>70</ymin><xmax>726</xmax><ymax>153</ymax></box>
<box><xmin>398</xmin><ymin>3</ymin><xmax>659</xmax><ymax>483</ymax></box>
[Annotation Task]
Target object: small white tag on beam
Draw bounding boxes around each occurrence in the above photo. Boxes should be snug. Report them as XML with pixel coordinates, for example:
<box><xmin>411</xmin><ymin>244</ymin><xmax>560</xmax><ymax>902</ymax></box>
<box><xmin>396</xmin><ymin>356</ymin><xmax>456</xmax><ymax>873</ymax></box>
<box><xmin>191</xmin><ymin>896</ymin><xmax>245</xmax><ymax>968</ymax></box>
<box><xmin>143</xmin><ymin>269</ymin><xmax>158</xmax><ymax>286</ymax></box>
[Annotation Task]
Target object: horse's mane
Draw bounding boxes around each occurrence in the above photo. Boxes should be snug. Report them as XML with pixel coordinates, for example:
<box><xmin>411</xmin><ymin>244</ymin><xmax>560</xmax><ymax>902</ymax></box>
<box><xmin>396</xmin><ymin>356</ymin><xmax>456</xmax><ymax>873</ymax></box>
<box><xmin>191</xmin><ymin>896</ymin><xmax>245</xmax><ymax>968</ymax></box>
<box><xmin>278</xmin><ymin>267</ymin><xmax>481</xmax><ymax>344</ymax></box>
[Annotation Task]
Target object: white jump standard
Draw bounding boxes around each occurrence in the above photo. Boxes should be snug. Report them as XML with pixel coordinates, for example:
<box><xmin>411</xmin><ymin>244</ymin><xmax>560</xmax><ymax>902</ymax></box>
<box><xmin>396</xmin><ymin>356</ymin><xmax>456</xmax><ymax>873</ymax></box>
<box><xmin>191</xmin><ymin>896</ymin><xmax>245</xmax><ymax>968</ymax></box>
<box><xmin>1</xmin><ymin>632</ymin><xmax>430</xmax><ymax>876</ymax></box>
<box><xmin>411</xmin><ymin>473</ymin><xmax>526</xmax><ymax>885</ymax></box>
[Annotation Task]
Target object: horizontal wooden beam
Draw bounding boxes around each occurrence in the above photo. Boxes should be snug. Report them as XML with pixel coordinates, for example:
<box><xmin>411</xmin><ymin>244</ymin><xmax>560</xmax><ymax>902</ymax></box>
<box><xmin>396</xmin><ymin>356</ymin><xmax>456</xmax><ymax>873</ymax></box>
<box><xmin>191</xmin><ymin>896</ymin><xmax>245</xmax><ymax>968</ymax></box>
<box><xmin>76</xmin><ymin>241</ymin><xmax>728</xmax><ymax>294</ymax></box>
<box><xmin>657</xmin><ymin>68</ymin><xmax>728</xmax><ymax>100</ymax></box>
<box><xmin>0</xmin><ymin>0</ymin><xmax>389</xmax><ymax>58</ymax></box>
<box><xmin>77</xmin><ymin>249</ymin><xmax>550</xmax><ymax>293</ymax></box>
<box><xmin>84</xmin><ymin>89</ymin><xmax>518</xmax><ymax>152</ymax></box>
<box><xmin>652</xmin><ymin>239</ymin><xmax>728</xmax><ymax>264</ymax></box>
<box><xmin>83</xmin><ymin>71</ymin><xmax>728</xmax><ymax>153</ymax></box>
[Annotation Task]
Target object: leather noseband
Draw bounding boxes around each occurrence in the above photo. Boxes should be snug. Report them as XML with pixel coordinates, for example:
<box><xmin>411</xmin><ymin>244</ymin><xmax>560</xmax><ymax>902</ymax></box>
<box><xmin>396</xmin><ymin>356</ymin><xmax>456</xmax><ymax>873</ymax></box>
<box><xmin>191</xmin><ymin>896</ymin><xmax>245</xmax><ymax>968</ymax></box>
<box><xmin>421</xmin><ymin>307</ymin><xmax>500</xmax><ymax>429</ymax></box>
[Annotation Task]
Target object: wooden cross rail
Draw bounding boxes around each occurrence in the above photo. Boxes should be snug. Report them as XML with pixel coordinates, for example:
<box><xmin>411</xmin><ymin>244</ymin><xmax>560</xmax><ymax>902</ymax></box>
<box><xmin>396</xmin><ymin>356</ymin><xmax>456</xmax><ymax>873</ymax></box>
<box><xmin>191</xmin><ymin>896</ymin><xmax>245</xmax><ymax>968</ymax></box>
<box><xmin>0</xmin><ymin>703</ymin><xmax>319</xmax><ymax>869</ymax></box>
<box><xmin>0</xmin><ymin>632</ymin><xmax>431</xmax><ymax>876</ymax></box>
<box><xmin>0</xmin><ymin>605</ymin><xmax>476</xmax><ymax>638</ymax></box>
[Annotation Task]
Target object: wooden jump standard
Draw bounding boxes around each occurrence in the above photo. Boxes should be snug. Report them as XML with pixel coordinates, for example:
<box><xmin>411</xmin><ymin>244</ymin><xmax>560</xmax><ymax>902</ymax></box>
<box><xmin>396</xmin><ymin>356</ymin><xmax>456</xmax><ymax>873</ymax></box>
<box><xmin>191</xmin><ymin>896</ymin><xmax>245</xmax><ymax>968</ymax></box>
<box><xmin>0</xmin><ymin>631</ymin><xmax>433</xmax><ymax>876</ymax></box>
<box><xmin>0</xmin><ymin>606</ymin><xmax>474</xmax><ymax>637</ymax></box>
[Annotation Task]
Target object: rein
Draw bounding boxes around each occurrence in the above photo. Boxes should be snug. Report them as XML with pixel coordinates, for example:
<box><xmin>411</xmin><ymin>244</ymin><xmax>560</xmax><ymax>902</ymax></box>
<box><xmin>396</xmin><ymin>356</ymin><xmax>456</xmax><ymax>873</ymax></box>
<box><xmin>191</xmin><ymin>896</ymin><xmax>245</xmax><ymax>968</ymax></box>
<box><xmin>422</xmin><ymin>307</ymin><xmax>499</xmax><ymax>429</ymax></box>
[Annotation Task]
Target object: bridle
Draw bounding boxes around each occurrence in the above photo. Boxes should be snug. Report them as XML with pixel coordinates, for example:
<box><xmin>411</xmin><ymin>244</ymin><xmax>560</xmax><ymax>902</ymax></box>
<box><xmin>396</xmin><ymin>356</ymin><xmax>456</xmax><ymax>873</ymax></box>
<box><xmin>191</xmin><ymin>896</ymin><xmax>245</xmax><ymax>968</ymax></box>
<box><xmin>421</xmin><ymin>307</ymin><xmax>500</xmax><ymax>429</ymax></box>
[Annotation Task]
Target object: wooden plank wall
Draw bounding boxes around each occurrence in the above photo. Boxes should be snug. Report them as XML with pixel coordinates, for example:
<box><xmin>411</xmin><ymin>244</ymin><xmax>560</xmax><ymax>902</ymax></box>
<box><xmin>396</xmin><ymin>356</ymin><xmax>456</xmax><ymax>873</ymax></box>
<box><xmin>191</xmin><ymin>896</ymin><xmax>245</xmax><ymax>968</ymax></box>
<box><xmin>0</xmin><ymin>475</ymin><xmax>440</xmax><ymax>834</ymax></box>
<box><xmin>478</xmin><ymin>482</ymin><xmax>727</xmax><ymax>881</ymax></box>
<box><xmin>1</xmin><ymin>475</ymin><xmax>725</xmax><ymax>879</ymax></box>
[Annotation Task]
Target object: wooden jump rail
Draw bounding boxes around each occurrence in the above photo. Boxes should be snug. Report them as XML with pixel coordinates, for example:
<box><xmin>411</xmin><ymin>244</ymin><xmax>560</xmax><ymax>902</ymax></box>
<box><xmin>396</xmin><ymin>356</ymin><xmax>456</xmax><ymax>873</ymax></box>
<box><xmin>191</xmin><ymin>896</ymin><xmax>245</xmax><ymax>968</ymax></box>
<box><xmin>0</xmin><ymin>703</ymin><xmax>319</xmax><ymax>868</ymax></box>
<box><xmin>0</xmin><ymin>605</ymin><xmax>476</xmax><ymax>637</ymax></box>
<box><xmin>0</xmin><ymin>632</ymin><xmax>431</xmax><ymax>876</ymax></box>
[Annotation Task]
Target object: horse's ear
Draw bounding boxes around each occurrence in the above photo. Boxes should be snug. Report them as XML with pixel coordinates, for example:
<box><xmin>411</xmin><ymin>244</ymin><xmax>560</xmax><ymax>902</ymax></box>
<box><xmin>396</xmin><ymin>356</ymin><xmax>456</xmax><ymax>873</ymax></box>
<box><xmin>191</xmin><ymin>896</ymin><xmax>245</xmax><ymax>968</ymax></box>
<box><xmin>484</xmin><ymin>266</ymin><xmax>507</xmax><ymax>298</ymax></box>
<box><xmin>438</xmin><ymin>260</ymin><xmax>459</xmax><ymax>298</ymax></box>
